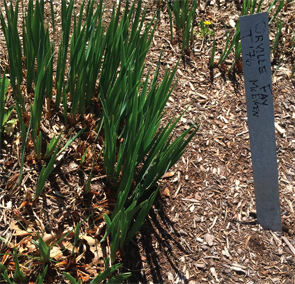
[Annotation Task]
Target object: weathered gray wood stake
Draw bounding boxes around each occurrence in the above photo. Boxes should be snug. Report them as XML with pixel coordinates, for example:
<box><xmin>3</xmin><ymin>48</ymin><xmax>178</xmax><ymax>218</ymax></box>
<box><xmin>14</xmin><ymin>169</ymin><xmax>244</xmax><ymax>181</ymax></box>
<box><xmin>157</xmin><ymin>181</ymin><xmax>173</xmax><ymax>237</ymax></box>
<box><xmin>240</xmin><ymin>12</ymin><xmax>282</xmax><ymax>232</ymax></box>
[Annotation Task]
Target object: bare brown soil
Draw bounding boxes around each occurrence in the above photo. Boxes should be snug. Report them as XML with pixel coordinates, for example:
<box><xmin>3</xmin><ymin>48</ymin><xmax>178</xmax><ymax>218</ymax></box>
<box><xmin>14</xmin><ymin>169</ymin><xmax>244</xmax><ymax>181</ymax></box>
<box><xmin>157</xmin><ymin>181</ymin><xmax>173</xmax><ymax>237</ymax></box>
<box><xmin>1</xmin><ymin>1</ymin><xmax>295</xmax><ymax>283</ymax></box>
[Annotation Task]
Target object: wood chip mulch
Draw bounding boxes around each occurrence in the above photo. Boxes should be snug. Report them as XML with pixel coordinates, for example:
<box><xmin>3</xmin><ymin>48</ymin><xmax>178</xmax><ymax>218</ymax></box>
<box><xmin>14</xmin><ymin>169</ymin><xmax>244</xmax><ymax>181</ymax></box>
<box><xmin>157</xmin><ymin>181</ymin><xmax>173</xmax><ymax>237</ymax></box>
<box><xmin>0</xmin><ymin>1</ymin><xmax>295</xmax><ymax>283</ymax></box>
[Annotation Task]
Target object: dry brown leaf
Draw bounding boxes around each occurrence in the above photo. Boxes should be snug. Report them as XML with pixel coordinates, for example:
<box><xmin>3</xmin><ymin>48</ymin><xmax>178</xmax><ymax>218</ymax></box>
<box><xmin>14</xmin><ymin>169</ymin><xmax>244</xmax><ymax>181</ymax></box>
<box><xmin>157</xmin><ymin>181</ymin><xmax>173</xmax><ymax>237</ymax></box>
<box><xmin>5</xmin><ymin>174</ymin><xmax>19</xmax><ymax>190</ymax></box>
<box><xmin>82</xmin><ymin>235</ymin><xmax>103</xmax><ymax>254</ymax></box>
<box><xmin>77</xmin><ymin>269</ymin><xmax>90</xmax><ymax>282</ymax></box>
<box><xmin>81</xmin><ymin>235</ymin><xmax>104</xmax><ymax>265</ymax></box>
<box><xmin>50</xmin><ymin>246</ymin><xmax>63</xmax><ymax>261</ymax></box>
<box><xmin>18</xmin><ymin>236</ymin><xmax>36</xmax><ymax>254</ymax></box>
<box><xmin>162</xmin><ymin>171</ymin><xmax>175</xmax><ymax>178</ymax></box>
<box><xmin>55</xmin><ymin>260</ymin><xmax>69</xmax><ymax>268</ymax></box>
<box><xmin>11</xmin><ymin>221</ymin><xmax>34</xmax><ymax>237</ymax></box>
<box><xmin>163</xmin><ymin>187</ymin><xmax>170</xmax><ymax>197</ymax></box>
<box><xmin>42</xmin><ymin>233</ymin><xmax>58</xmax><ymax>246</ymax></box>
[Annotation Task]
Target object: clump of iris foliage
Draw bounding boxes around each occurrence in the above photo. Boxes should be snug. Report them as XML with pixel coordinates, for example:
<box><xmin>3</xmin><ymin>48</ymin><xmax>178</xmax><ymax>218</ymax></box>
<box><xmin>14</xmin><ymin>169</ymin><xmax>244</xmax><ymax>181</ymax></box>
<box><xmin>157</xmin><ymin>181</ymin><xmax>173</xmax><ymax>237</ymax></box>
<box><xmin>0</xmin><ymin>0</ymin><xmax>198</xmax><ymax>282</ymax></box>
<box><xmin>167</xmin><ymin>0</ymin><xmax>198</xmax><ymax>53</ymax></box>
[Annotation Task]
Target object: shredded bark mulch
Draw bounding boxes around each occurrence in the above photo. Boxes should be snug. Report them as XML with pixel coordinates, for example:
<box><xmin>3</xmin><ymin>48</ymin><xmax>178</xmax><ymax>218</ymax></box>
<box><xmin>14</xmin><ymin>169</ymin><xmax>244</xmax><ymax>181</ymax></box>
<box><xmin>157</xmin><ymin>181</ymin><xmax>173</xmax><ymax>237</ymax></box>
<box><xmin>1</xmin><ymin>1</ymin><xmax>295</xmax><ymax>283</ymax></box>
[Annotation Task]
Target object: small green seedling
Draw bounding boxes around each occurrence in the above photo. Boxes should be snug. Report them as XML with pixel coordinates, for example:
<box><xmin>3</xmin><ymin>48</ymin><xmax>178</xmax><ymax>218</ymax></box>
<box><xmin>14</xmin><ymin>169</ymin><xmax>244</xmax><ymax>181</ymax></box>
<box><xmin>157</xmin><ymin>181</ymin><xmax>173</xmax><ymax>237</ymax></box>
<box><xmin>0</xmin><ymin>73</ymin><xmax>12</xmax><ymax>155</ymax></box>
<box><xmin>36</xmin><ymin>265</ymin><xmax>48</xmax><ymax>284</ymax></box>
<box><xmin>268</xmin><ymin>0</ymin><xmax>285</xmax><ymax>24</ymax></box>
<box><xmin>32</xmin><ymin>232</ymin><xmax>51</xmax><ymax>263</ymax></box>
<box><xmin>2</xmin><ymin>270</ymin><xmax>16</xmax><ymax>284</ymax></box>
<box><xmin>83</xmin><ymin>149</ymin><xmax>100</xmax><ymax>194</ymax></box>
<box><xmin>272</xmin><ymin>17</ymin><xmax>284</xmax><ymax>55</ymax></box>
<box><xmin>35</xmin><ymin>131</ymin><xmax>42</xmax><ymax>160</ymax></box>
<box><xmin>45</xmin><ymin>132</ymin><xmax>63</xmax><ymax>159</ymax></box>
<box><xmin>168</xmin><ymin>0</ymin><xmax>197</xmax><ymax>52</ymax></box>
<box><xmin>209</xmin><ymin>38</ymin><xmax>216</xmax><ymax>67</ymax></box>
<box><xmin>218</xmin><ymin>24</ymin><xmax>234</xmax><ymax>65</ymax></box>
<box><xmin>34</xmin><ymin>128</ymin><xmax>85</xmax><ymax>199</ymax></box>
<box><xmin>1</xmin><ymin>248</ymin><xmax>27</xmax><ymax>284</ymax></box>
<box><xmin>71</xmin><ymin>222</ymin><xmax>81</xmax><ymax>256</ymax></box>
<box><xmin>63</xmin><ymin>272</ymin><xmax>82</xmax><ymax>284</ymax></box>
<box><xmin>80</xmin><ymin>146</ymin><xmax>89</xmax><ymax>165</ymax></box>
<box><xmin>13</xmin><ymin>247</ymin><xmax>27</xmax><ymax>283</ymax></box>
<box><xmin>90</xmin><ymin>257</ymin><xmax>131</xmax><ymax>284</ymax></box>
<box><xmin>0</xmin><ymin>263</ymin><xmax>6</xmax><ymax>273</ymax></box>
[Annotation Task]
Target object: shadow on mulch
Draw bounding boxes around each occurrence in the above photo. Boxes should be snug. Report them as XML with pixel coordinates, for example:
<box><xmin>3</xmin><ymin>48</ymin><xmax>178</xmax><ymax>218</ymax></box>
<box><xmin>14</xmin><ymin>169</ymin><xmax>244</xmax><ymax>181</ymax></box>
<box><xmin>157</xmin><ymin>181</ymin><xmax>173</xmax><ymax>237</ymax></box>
<box><xmin>121</xmin><ymin>195</ymin><xmax>189</xmax><ymax>284</ymax></box>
